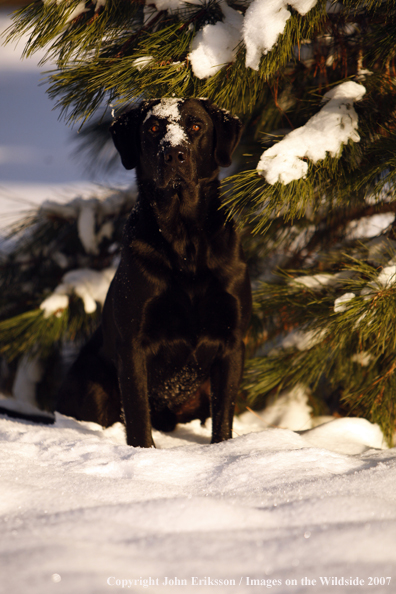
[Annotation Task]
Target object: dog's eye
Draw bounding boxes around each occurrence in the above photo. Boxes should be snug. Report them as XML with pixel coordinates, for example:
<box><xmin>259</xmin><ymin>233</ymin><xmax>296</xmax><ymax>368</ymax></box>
<box><xmin>150</xmin><ymin>124</ymin><xmax>160</xmax><ymax>133</ymax></box>
<box><xmin>191</xmin><ymin>124</ymin><xmax>201</xmax><ymax>132</ymax></box>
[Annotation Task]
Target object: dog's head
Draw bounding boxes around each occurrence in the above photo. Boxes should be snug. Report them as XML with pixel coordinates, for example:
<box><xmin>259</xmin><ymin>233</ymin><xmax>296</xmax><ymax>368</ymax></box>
<box><xmin>110</xmin><ymin>98</ymin><xmax>242</xmax><ymax>189</ymax></box>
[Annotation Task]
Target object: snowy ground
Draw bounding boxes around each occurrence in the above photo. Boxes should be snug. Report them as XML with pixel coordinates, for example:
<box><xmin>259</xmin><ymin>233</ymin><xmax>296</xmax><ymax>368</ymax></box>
<box><xmin>1</xmin><ymin>409</ymin><xmax>396</xmax><ymax>594</ymax></box>
<box><xmin>1</xmin><ymin>8</ymin><xmax>396</xmax><ymax>594</ymax></box>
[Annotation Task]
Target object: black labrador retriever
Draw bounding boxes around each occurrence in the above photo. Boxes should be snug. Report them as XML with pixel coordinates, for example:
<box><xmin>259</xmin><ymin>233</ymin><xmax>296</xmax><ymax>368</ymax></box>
<box><xmin>57</xmin><ymin>98</ymin><xmax>252</xmax><ymax>447</ymax></box>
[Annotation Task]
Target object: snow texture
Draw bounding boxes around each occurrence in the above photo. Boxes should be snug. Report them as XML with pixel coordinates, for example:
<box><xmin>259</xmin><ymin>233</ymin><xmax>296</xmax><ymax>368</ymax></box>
<box><xmin>334</xmin><ymin>292</ymin><xmax>356</xmax><ymax>313</ymax></box>
<box><xmin>293</xmin><ymin>274</ymin><xmax>334</xmax><ymax>289</ymax></box>
<box><xmin>78</xmin><ymin>201</ymin><xmax>99</xmax><ymax>255</ymax></box>
<box><xmin>243</xmin><ymin>0</ymin><xmax>318</xmax><ymax>70</ymax></box>
<box><xmin>65</xmin><ymin>1</ymin><xmax>89</xmax><ymax>23</ymax></box>
<box><xmin>40</xmin><ymin>267</ymin><xmax>116</xmax><ymax>317</ymax></box>
<box><xmin>37</xmin><ymin>190</ymin><xmax>135</xmax><ymax>254</ymax></box>
<box><xmin>299</xmin><ymin>416</ymin><xmax>385</xmax><ymax>455</ymax></box>
<box><xmin>291</xmin><ymin>270</ymin><xmax>352</xmax><ymax>290</ymax></box>
<box><xmin>189</xmin><ymin>0</ymin><xmax>318</xmax><ymax>77</ymax></box>
<box><xmin>166</xmin><ymin>0</ymin><xmax>318</xmax><ymax>75</ymax></box>
<box><xmin>346</xmin><ymin>213</ymin><xmax>395</xmax><ymax>240</ymax></box>
<box><xmin>144</xmin><ymin>99</ymin><xmax>188</xmax><ymax>147</ymax></box>
<box><xmin>330</xmin><ymin>256</ymin><xmax>396</xmax><ymax>312</ymax></box>
<box><xmin>189</xmin><ymin>3</ymin><xmax>243</xmax><ymax>79</ymax></box>
<box><xmin>162</xmin><ymin>122</ymin><xmax>188</xmax><ymax>147</ymax></box>
<box><xmin>12</xmin><ymin>355</ymin><xmax>44</xmax><ymax>405</ymax></box>
<box><xmin>269</xmin><ymin>328</ymin><xmax>327</xmax><ymax>354</ymax></box>
<box><xmin>43</xmin><ymin>0</ymin><xmax>106</xmax><ymax>23</ymax></box>
<box><xmin>376</xmin><ymin>264</ymin><xmax>396</xmax><ymax>288</ymax></box>
<box><xmin>148</xmin><ymin>0</ymin><xmax>201</xmax><ymax>10</ymax></box>
<box><xmin>257</xmin><ymin>81</ymin><xmax>366</xmax><ymax>185</ymax></box>
<box><xmin>144</xmin><ymin>98</ymin><xmax>183</xmax><ymax>123</ymax></box>
<box><xmin>358</xmin><ymin>258</ymin><xmax>396</xmax><ymax>299</ymax></box>
<box><xmin>0</xmin><ymin>394</ymin><xmax>394</xmax><ymax>594</ymax></box>
<box><xmin>39</xmin><ymin>189</ymin><xmax>136</xmax><ymax>221</ymax></box>
<box><xmin>132</xmin><ymin>56</ymin><xmax>154</xmax><ymax>70</ymax></box>
<box><xmin>76</xmin><ymin>200</ymin><xmax>114</xmax><ymax>255</ymax></box>
<box><xmin>245</xmin><ymin>384</ymin><xmax>313</xmax><ymax>431</ymax></box>
<box><xmin>351</xmin><ymin>351</ymin><xmax>372</xmax><ymax>367</ymax></box>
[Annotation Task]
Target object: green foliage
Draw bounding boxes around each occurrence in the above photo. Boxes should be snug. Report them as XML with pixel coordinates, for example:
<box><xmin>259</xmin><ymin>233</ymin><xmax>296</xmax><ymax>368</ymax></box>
<box><xmin>243</xmin><ymin>234</ymin><xmax>396</xmax><ymax>444</ymax></box>
<box><xmin>222</xmin><ymin>155</ymin><xmax>343</xmax><ymax>234</ymax></box>
<box><xmin>4</xmin><ymin>0</ymin><xmax>327</xmax><ymax>121</ymax></box>
<box><xmin>0</xmin><ymin>309</ymin><xmax>69</xmax><ymax>361</ymax></box>
<box><xmin>0</xmin><ymin>188</ymin><xmax>136</xmax><ymax>359</ymax></box>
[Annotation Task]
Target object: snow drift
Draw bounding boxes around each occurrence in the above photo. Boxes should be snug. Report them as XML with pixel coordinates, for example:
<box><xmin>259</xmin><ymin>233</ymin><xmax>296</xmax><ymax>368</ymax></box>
<box><xmin>1</xmin><ymin>407</ymin><xmax>395</xmax><ymax>594</ymax></box>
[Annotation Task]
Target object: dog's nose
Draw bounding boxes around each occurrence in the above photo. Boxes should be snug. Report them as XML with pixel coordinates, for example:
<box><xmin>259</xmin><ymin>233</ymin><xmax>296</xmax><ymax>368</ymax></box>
<box><xmin>163</xmin><ymin>147</ymin><xmax>187</xmax><ymax>164</ymax></box>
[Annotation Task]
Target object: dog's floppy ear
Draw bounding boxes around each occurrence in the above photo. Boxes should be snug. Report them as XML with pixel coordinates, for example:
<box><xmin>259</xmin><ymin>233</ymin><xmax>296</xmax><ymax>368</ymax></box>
<box><xmin>201</xmin><ymin>100</ymin><xmax>243</xmax><ymax>168</ymax></box>
<box><xmin>110</xmin><ymin>104</ymin><xmax>149</xmax><ymax>170</ymax></box>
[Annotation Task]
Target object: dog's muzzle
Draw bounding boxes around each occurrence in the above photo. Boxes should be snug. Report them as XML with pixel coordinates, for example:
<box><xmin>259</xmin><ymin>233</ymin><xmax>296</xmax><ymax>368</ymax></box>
<box><xmin>157</xmin><ymin>144</ymin><xmax>193</xmax><ymax>189</ymax></box>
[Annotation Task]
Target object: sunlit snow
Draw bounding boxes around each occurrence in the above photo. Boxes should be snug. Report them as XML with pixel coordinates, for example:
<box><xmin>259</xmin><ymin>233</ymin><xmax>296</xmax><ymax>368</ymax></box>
<box><xmin>243</xmin><ymin>0</ymin><xmax>318</xmax><ymax>70</ymax></box>
<box><xmin>0</xmin><ymin>407</ymin><xmax>395</xmax><ymax>594</ymax></box>
<box><xmin>257</xmin><ymin>81</ymin><xmax>366</xmax><ymax>185</ymax></box>
<box><xmin>189</xmin><ymin>3</ymin><xmax>243</xmax><ymax>79</ymax></box>
<box><xmin>40</xmin><ymin>267</ymin><xmax>117</xmax><ymax>317</ymax></box>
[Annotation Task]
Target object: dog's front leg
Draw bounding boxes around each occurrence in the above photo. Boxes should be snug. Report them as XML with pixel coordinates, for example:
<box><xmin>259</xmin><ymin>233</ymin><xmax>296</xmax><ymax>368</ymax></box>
<box><xmin>210</xmin><ymin>344</ymin><xmax>245</xmax><ymax>443</ymax></box>
<box><xmin>117</xmin><ymin>347</ymin><xmax>154</xmax><ymax>448</ymax></box>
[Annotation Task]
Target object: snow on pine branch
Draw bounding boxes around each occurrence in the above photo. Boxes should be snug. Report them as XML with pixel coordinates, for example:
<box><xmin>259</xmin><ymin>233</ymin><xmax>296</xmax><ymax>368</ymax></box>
<box><xmin>149</xmin><ymin>0</ymin><xmax>201</xmax><ymax>10</ymax></box>
<box><xmin>39</xmin><ymin>190</ymin><xmax>135</xmax><ymax>256</ymax></box>
<box><xmin>44</xmin><ymin>0</ymin><xmax>319</xmax><ymax>76</ymax></box>
<box><xmin>189</xmin><ymin>3</ymin><xmax>243</xmax><ymax>79</ymax></box>
<box><xmin>257</xmin><ymin>81</ymin><xmax>366</xmax><ymax>185</ymax></box>
<box><xmin>40</xmin><ymin>267</ymin><xmax>116</xmax><ymax>317</ymax></box>
<box><xmin>185</xmin><ymin>0</ymin><xmax>318</xmax><ymax>78</ymax></box>
<box><xmin>242</xmin><ymin>0</ymin><xmax>318</xmax><ymax>70</ymax></box>
<box><xmin>44</xmin><ymin>0</ymin><xmax>107</xmax><ymax>23</ymax></box>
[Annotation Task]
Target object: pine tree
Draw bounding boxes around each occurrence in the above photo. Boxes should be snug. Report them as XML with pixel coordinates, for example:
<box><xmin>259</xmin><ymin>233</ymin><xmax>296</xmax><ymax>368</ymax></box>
<box><xmin>3</xmin><ymin>0</ymin><xmax>396</xmax><ymax>442</ymax></box>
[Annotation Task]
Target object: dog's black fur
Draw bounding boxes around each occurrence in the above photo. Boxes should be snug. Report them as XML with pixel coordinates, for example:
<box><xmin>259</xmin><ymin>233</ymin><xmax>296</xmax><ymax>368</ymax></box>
<box><xmin>57</xmin><ymin>98</ymin><xmax>252</xmax><ymax>447</ymax></box>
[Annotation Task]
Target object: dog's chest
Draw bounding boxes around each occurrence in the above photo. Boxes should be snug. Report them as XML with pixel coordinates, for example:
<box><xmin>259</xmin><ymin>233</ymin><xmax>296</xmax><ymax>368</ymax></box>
<box><xmin>141</xmin><ymin>270</ymin><xmax>238</xmax><ymax>350</ymax></box>
<box><xmin>139</xmin><ymin>267</ymin><xmax>239</xmax><ymax>409</ymax></box>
